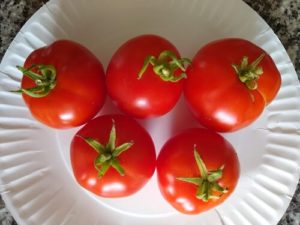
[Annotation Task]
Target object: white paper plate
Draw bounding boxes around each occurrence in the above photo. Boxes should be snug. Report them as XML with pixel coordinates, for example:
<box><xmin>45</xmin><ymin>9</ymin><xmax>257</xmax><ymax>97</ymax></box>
<box><xmin>1</xmin><ymin>0</ymin><xmax>300</xmax><ymax>224</ymax></box>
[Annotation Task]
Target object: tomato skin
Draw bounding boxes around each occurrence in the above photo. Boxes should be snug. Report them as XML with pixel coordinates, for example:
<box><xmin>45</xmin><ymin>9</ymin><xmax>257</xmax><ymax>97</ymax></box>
<box><xmin>70</xmin><ymin>114</ymin><xmax>156</xmax><ymax>198</ymax></box>
<box><xmin>157</xmin><ymin>128</ymin><xmax>240</xmax><ymax>214</ymax></box>
<box><xmin>184</xmin><ymin>38</ymin><xmax>281</xmax><ymax>132</ymax></box>
<box><xmin>106</xmin><ymin>34</ymin><xmax>183</xmax><ymax>118</ymax></box>
<box><xmin>21</xmin><ymin>40</ymin><xmax>106</xmax><ymax>128</ymax></box>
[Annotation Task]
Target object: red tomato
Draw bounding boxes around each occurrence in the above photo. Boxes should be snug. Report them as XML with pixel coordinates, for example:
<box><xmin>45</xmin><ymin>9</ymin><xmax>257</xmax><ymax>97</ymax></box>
<box><xmin>70</xmin><ymin>114</ymin><xmax>156</xmax><ymax>197</ymax></box>
<box><xmin>17</xmin><ymin>40</ymin><xmax>106</xmax><ymax>128</ymax></box>
<box><xmin>184</xmin><ymin>38</ymin><xmax>281</xmax><ymax>132</ymax></box>
<box><xmin>157</xmin><ymin>128</ymin><xmax>240</xmax><ymax>214</ymax></box>
<box><xmin>106</xmin><ymin>34</ymin><xmax>190</xmax><ymax>118</ymax></box>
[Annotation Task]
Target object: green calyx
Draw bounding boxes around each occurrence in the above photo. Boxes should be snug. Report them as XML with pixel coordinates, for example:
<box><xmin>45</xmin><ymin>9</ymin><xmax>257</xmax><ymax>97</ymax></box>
<box><xmin>78</xmin><ymin>120</ymin><xmax>134</xmax><ymax>178</ymax></box>
<box><xmin>232</xmin><ymin>53</ymin><xmax>265</xmax><ymax>90</ymax></box>
<box><xmin>14</xmin><ymin>64</ymin><xmax>57</xmax><ymax>97</ymax></box>
<box><xmin>177</xmin><ymin>146</ymin><xmax>228</xmax><ymax>202</ymax></box>
<box><xmin>138</xmin><ymin>50</ymin><xmax>191</xmax><ymax>82</ymax></box>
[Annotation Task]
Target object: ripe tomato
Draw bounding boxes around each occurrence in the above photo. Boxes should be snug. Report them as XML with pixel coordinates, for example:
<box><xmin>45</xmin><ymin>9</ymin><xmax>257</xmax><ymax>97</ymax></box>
<box><xmin>184</xmin><ymin>38</ymin><xmax>281</xmax><ymax>132</ymax></box>
<box><xmin>157</xmin><ymin>128</ymin><xmax>240</xmax><ymax>214</ymax></box>
<box><xmin>70</xmin><ymin>114</ymin><xmax>156</xmax><ymax>198</ymax></box>
<box><xmin>106</xmin><ymin>34</ymin><xmax>190</xmax><ymax>118</ymax></box>
<box><xmin>17</xmin><ymin>40</ymin><xmax>106</xmax><ymax>128</ymax></box>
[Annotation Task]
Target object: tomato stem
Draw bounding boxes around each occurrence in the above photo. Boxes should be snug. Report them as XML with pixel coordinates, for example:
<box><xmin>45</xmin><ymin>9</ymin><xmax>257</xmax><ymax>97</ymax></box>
<box><xmin>14</xmin><ymin>64</ymin><xmax>57</xmax><ymax>97</ymax></box>
<box><xmin>232</xmin><ymin>53</ymin><xmax>265</xmax><ymax>90</ymax></box>
<box><xmin>138</xmin><ymin>50</ymin><xmax>191</xmax><ymax>82</ymax></box>
<box><xmin>78</xmin><ymin>119</ymin><xmax>134</xmax><ymax>178</ymax></box>
<box><xmin>177</xmin><ymin>146</ymin><xmax>228</xmax><ymax>202</ymax></box>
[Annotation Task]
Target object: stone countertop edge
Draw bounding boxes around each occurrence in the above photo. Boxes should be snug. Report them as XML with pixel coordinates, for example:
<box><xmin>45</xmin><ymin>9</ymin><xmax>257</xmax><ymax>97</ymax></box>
<box><xmin>0</xmin><ymin>0</ymin><xmax>299</xmax><ymax>225</ymax></box>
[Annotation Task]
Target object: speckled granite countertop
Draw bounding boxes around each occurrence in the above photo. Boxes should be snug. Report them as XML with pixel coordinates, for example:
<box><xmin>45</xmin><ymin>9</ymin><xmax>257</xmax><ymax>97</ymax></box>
<box><xmin>0</xmin><ymin>0</ymin><xmax>299</xmax><ymax>225</ymax></box>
